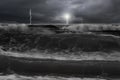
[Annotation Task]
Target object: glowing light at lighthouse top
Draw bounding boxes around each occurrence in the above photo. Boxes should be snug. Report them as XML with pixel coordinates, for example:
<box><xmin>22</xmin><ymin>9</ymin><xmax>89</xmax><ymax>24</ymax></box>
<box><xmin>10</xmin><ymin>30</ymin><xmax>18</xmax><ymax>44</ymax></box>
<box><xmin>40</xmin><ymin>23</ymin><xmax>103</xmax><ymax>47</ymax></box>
<box><xmin>63</xmin><ymin>13</ymin><xmax>71</xmax><ymax>25</ymax></box>
<box><xmin>64</xmin><ymin>13</ymin><xmax>71</xmax><ymax>20</ymax></box>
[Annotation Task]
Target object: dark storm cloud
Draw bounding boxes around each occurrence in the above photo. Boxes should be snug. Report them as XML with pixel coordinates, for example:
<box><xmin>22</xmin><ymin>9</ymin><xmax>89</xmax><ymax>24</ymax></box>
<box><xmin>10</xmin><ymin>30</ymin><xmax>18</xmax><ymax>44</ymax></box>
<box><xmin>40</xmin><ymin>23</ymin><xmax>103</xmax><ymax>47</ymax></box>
<box><xmin>0</xmin><ymin>0</ymin><xmax>120</xmax><ymax>23</ymax></box>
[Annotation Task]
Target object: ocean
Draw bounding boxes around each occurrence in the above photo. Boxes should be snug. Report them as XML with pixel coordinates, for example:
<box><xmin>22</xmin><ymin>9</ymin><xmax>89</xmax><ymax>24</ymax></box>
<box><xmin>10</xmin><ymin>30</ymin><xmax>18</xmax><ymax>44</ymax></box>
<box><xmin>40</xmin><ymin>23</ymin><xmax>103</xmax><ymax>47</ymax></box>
<box><xmin>0</xmin><ymin>27</ymin><xmax>120</xmax><ymax>80</ymax></box>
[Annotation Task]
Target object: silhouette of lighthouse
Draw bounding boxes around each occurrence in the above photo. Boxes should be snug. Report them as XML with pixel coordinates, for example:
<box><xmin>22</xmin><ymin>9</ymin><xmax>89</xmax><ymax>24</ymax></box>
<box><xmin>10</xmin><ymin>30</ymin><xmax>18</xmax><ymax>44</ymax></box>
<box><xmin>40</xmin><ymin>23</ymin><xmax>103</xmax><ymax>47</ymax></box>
<box><xmin>29</xmin><ymin>9</ymin><xmax>32</xmax><ymax>25</ymax></box>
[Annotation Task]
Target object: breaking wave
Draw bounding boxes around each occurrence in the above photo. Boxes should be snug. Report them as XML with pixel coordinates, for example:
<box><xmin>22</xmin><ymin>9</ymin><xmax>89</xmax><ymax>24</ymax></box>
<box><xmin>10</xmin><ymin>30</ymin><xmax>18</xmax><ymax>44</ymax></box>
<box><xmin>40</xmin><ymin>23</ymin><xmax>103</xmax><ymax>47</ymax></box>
<box><xmin>0</xmin><ymin>74</ymin><xmax>107</xmax><ymax>80</ymax></box>
<box><xmin>1</xmin><ymin>50</ymin><xmax>120</xmax><ymax>61</ymax></box>
<box><xmin>0</xmin><ymin>51</ymin><xmax>120</xmax><ymax>78</ymax></box>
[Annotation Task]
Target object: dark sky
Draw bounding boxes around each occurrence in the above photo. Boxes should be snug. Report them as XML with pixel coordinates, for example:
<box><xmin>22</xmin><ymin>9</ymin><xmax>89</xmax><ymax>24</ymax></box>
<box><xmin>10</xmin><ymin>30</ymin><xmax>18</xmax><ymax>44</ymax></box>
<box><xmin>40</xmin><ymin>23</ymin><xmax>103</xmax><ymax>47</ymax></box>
<box><xmin>0</xmin><ymin>0</ymin><xmax>120</xmax><ymax>23</ymax></box>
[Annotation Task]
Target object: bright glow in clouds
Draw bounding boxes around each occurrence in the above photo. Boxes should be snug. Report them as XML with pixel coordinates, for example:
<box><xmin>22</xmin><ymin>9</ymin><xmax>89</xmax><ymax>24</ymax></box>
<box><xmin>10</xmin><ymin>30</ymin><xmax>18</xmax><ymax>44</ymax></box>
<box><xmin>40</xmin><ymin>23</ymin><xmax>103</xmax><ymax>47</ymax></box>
<box><xmin>63</xmin><ymin>13</ymin><xmax>71</xmax><ymax>25</ymax></box>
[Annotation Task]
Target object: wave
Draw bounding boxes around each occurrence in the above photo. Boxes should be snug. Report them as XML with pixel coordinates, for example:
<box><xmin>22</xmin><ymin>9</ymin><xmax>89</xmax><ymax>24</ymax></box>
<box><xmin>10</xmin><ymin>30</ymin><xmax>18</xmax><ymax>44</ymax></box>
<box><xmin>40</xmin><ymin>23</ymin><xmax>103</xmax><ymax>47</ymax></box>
<box><xmin>0</xmin><ymin>74</ymin><xmax>107</xmax><ymax>80</ymax></box>
<box><xmin>0</xmin><ymin>30</ymin><xmax>120</xmax><ymax>52</ymax></box>
<box><xmin>0</xmin><ymin>28</ymin><xmax>120</xmax><ymax>78</ymax></box>
<box><xmin>1</xmin><ymin>51</ymin><xmax>120</xmax><ymax>61</ymax></box>
<box><xmin>0</xmin><ymin>53</ymin><xmax>120</xmax><ymax>78</ymax></box>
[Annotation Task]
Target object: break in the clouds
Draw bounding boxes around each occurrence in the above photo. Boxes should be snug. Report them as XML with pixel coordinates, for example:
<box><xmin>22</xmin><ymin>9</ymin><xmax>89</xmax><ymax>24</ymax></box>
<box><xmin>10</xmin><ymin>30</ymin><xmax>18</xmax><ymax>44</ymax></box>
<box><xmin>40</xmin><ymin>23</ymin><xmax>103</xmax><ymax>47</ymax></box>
<box><xmin>0</xmin><ymin>0</ymin><xmax>120</xmax><ymax>23</ymax></box>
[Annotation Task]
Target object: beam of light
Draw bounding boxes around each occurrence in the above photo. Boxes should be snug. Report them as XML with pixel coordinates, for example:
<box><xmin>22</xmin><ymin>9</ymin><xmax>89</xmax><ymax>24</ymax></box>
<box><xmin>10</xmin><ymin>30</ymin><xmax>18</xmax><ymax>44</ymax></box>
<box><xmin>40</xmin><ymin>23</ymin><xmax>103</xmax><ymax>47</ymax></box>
<box><xmin>63</xmin><ymin>13</ymin><xmax>71</xmax><ymax>25</ymax></box>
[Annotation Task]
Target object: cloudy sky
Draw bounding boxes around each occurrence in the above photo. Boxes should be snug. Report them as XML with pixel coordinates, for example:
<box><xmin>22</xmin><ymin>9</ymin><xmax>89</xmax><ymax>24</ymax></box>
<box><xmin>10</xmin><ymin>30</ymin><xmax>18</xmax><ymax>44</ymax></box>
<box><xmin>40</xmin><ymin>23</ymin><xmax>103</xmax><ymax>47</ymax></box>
<box><xmin>0</xmin><ymin>0</ymin><xmax>120</xmax><ymax>23</ymax></box>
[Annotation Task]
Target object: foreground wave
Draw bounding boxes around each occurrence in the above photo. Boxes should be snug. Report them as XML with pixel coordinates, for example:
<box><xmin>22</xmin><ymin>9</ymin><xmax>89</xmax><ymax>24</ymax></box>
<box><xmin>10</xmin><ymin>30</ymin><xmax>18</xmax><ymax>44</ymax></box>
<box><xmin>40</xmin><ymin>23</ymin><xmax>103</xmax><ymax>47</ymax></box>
<box><xmin>0</xmin><ymin>74</ymin><xmax>107</xmax><ymax>80</ymax></box>
<box><xmin>0</xmin><ymin>54</ymin><xmax>120</xmax><ymax>78</ymax></box>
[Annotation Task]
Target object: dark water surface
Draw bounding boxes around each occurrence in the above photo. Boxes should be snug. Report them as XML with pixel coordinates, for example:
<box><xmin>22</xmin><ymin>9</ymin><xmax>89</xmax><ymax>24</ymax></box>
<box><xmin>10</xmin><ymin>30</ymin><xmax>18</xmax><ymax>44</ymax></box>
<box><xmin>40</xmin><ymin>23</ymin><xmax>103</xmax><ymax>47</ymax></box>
<box><xmin>0</xmin><ymin>28</ymin><xmax>120</xmax><ymax>80</ymax></box>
